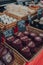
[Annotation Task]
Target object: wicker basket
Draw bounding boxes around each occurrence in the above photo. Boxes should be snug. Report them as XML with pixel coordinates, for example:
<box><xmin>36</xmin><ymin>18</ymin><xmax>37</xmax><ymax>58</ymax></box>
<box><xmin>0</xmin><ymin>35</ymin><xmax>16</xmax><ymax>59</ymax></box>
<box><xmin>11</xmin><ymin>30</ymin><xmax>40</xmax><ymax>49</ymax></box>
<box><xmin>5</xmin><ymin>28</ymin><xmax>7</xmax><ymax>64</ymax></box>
<box><xmin>4</xmin><ymin>43</ymin><xmax>27</xmax><ymax>65</ymax></box>
<box><xmin>0</xmin><ymin>12</ymin><xmax>17</xmax><ymax>30</ymax></box>
<box><xmin>3</xmin><ymin>26</ymin><xmax>43</xmax><ymax>65</ymax></box>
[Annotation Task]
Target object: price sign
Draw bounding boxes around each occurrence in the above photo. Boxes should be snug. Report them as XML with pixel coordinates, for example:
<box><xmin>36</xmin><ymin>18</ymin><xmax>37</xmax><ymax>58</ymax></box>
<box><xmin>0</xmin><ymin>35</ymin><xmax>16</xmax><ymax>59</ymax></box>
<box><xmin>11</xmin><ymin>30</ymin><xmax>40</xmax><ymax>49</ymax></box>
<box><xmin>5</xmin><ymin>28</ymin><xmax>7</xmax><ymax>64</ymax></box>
<box><xmin>3</xmin><ymin>28</ymin><xmax>13</xmax><ymax>38</ymax></box>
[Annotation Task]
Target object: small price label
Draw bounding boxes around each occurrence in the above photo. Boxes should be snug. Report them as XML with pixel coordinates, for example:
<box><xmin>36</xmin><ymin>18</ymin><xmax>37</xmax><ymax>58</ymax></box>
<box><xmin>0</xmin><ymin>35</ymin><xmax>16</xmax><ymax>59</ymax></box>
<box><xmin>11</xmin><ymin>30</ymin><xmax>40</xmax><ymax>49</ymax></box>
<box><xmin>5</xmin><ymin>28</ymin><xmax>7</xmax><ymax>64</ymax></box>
<box><xmin>3</xmin><ymin>28</ymin><xmax>13</xmax><ymax>38</ymax></box>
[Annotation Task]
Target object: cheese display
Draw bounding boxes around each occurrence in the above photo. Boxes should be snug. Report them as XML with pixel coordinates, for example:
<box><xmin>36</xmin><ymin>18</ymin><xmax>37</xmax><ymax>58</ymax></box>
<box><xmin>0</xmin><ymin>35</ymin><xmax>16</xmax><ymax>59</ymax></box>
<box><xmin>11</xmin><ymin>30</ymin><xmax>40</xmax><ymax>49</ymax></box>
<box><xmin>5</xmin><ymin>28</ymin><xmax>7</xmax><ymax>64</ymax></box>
<box><xmin>0</xmin><ymin>14</ymin><xmax>17</xmax><ymax>29</ymax></box>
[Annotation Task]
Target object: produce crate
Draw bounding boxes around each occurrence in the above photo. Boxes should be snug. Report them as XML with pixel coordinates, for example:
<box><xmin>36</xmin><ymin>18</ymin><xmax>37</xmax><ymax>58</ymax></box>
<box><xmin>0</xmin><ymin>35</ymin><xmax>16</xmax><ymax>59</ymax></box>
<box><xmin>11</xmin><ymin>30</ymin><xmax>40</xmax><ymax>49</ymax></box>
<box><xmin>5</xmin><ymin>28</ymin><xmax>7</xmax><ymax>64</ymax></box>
<box><xmin>0</xmin><ymin>12</ymin><xmax>17</xmax><ymax>30</ymax></box>
<box><xmin>3</xmin><ymin>26</ymin><xmax>43</xmax><ymax>63</ymax></box>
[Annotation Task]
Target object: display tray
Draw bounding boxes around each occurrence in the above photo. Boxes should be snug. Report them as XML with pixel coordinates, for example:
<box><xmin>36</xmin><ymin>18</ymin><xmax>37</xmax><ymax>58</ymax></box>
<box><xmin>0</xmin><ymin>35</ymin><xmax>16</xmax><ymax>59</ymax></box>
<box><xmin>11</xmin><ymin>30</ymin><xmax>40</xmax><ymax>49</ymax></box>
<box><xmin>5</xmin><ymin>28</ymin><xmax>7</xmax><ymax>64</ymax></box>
<box><xmin>4</xmin><ymin>4</ymin><xmax>38</xmax><ymax>21</ymax></box>
<box><xmin>4</xmin><ymin>26</ymin><xmax>43</xmax><ymax>62</ymax></box>
<box><xmin>4</xmin><ymin>10</ymin><xmax>28</xmax><ymax>21</ymax></box>
<box><xmin>0</xmin><ymin>12</ymin><xmax>17</xmax><ymax>30</ymax></box>
<box><xmin>4</xmin><ymin>10</ymin><xmax>37</xmax><ymax>20</ymax></box>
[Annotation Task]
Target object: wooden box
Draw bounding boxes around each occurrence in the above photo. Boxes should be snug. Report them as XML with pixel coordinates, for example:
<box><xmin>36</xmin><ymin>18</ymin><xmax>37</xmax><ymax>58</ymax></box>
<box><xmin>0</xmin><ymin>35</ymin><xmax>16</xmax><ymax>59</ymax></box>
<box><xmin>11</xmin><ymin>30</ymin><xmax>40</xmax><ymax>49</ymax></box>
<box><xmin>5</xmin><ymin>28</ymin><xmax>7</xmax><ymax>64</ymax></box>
<box><xmin>3</xmin><ymin>26</ymin><xmax>43</xmax><ymax>65</ymax></box>
<box><xmin>0</xmin><ymin>12</ymin><xmax>17</xmax><ymax>30</ymax></box>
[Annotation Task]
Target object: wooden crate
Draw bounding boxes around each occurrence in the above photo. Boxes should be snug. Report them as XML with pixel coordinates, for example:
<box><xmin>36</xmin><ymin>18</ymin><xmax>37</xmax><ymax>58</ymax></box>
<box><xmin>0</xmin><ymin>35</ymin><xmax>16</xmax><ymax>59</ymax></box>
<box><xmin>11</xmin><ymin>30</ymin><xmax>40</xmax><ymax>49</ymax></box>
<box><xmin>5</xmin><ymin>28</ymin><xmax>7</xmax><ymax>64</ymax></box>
<box><xmin>0</xmin><ymin>12</ymin><xmax>17</xmax><ymax>30</ymax></box>
<box><xmin>4</xmin><ymin>42</ymin><xmax>43</xmax><ymax>65</ymax></box>
<box><xmin>3</xmin><ymin>26</ymin><xmax>43</xmax><ymax>65</ymax></box>
<box><xmin>4</xmin><ymin>10</ymin><xmax>28</xmax><ymax>21</ymax></box>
